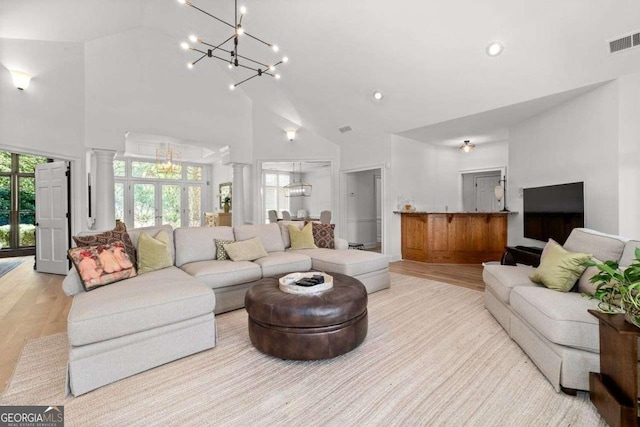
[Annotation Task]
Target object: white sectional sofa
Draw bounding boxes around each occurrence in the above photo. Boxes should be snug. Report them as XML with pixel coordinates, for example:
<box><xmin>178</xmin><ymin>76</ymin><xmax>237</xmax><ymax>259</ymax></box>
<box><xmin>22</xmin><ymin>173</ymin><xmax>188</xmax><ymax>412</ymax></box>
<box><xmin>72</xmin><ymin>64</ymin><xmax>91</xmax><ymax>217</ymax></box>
<box><xmin>62</xmin><ymin>222</ymin><xmax>390</xmax><ymax>395</ymax></box>
<box><xmin>483</xmin><ymin>228</ymin><xmax>640</xmax><ymax>393</ymax></box>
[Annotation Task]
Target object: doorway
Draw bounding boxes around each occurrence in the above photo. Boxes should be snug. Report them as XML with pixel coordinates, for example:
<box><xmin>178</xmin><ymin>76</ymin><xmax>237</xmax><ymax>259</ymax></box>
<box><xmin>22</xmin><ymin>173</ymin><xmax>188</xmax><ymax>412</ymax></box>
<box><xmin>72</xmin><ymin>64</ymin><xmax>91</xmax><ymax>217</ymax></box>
<box><xmin>343</xmin><ymin>167</ymin><xmax>383</xmax><ymax>253</ymax></box>
<box><xmin>461</xmin><ymin>170</ymin><xmax>502</xmax><ymax>212</ymax></box>
<box><xmin>0</xmin><ymin>151</ymin><xmax>52</xmax><ymax>258</ymax></box>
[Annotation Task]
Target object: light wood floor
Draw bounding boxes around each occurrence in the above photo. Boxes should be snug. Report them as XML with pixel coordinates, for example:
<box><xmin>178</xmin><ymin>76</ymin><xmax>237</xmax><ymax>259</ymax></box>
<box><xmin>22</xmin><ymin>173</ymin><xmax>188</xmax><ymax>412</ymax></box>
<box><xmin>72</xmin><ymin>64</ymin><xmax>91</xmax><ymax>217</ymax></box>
<box><xmin>0</xmin><ymin>257</ymin><xmax>484</xmax><ymax>391</ymax></box>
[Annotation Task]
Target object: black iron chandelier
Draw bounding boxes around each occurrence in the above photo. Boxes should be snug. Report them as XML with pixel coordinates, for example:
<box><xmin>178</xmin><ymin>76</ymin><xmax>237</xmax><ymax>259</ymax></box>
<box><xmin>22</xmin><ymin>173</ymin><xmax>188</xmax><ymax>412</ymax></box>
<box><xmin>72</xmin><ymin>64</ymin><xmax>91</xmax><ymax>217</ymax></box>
<box><xmin>177</xmin><ymin>0</ymin><xmax>288</xmax><ymax>89</ymax></box>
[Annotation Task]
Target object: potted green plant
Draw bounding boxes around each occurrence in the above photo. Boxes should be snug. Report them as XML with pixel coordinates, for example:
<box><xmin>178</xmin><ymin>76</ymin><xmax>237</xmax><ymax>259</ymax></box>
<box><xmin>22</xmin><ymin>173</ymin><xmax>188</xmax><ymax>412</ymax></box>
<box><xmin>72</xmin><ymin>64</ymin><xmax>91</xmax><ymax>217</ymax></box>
<box><xmin>222</xmin><ymin>196</ymin><xmax>231</xmax><ymax>213</ymax></box>
<box><xmin>586</xmin><ymin>248</ymin><xmax>640</xmax><ymax>328</ymax></box>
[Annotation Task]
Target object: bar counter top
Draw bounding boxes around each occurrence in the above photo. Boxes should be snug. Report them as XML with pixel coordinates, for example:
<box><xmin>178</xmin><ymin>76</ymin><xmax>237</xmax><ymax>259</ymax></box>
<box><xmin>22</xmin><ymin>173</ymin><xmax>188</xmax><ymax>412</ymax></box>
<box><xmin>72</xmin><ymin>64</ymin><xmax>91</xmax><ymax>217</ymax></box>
<box><xmin>394</xmin><ymin>211</ymin><xmax>516</xmax><ymax>215</ymax></box>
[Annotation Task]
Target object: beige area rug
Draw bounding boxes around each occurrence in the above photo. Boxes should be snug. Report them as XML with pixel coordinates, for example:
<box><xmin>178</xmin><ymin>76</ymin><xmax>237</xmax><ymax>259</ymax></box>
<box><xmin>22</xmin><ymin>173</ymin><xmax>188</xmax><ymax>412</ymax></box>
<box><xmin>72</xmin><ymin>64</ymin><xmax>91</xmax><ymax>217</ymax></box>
<box><xmin>1</xmin><ymin>273</ymin><xmax>605</xmax><ymax>426</ymax></box>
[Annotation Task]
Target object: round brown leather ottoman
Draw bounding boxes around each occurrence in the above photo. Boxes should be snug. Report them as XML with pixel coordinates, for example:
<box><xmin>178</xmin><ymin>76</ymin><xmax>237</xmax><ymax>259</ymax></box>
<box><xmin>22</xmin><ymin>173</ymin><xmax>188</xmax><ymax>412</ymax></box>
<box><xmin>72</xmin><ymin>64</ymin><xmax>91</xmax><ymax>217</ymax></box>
<box><xmin>245</xmin><ymin>273</ymin><xmax>368</xmax><ymax>360</ymax></box>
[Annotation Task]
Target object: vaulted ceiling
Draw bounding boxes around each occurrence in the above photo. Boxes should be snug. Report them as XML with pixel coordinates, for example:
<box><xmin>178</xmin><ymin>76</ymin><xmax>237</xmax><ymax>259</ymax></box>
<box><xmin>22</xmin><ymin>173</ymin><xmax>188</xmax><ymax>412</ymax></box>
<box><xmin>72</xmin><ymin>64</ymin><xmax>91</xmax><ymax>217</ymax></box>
<box><xmin>3</xmin><ymin>0</ymin><xmax>640</xmax><ymax>146</ymax></box>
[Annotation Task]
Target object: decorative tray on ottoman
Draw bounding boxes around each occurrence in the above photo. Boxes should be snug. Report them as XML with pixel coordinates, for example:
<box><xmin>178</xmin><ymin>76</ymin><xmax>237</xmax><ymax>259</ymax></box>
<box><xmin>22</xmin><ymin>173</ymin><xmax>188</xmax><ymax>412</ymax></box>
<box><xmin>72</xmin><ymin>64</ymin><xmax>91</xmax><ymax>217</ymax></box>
<box><xmin>279</xmin><ymin>272</ymin><xmax>333</xmax><ymax>294</ymax></box>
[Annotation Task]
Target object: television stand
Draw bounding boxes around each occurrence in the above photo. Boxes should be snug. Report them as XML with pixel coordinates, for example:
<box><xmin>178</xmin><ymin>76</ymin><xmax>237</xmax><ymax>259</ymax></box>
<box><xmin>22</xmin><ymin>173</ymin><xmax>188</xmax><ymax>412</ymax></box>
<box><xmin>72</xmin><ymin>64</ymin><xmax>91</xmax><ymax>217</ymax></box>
<box><xmin>501</xmin><ymin>246</ymin><xmax>543</xmax><ymax>267</ymax></box>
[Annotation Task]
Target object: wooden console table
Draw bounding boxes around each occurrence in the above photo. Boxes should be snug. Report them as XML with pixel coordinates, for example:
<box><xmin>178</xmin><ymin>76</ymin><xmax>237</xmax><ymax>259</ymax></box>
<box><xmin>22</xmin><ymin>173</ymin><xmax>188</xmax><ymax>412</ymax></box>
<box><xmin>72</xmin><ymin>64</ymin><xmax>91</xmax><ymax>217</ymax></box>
<box><xmin>396</xmin><ymin>211</ymin><xmax>512</xmax><ymax>264</ymax></box>
<box><xmin>589</xmin><ymin>310</ymin><xmax>640</xmax><ymax>427</ymax></box>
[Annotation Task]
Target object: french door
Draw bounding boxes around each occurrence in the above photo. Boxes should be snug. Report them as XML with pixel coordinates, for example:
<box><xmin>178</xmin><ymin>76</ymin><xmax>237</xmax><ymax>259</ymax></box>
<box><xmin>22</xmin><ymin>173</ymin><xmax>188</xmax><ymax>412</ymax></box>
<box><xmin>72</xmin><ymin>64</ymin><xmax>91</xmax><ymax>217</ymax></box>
<box><xmin>120</xmin><ymin>181</ymin><xmax>202</xmax><ymax>228</ymax></box>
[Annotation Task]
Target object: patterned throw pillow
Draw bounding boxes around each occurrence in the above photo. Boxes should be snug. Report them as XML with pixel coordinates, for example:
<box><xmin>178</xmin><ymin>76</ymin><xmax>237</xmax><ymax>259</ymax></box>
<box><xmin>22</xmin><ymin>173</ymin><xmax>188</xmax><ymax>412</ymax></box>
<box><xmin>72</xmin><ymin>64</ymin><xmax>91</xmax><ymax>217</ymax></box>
<box><xmin>68</xmin><ymin>241</ymin><xmax>137</xmax><ymax>291</ymax></box>
<box><xmin>73</xmin><ymin>222</ymin><xmax>137</xmax><ymax>265</ymax></box>
<box><xmin>215</xmin><ymin>239</ymin><xmax>235</xmax><ymax>260</ymax></box>
<box><xmin>309</xmin><ymin>222</ymin><xmax>335</xmax><ymax>249</ymax></box>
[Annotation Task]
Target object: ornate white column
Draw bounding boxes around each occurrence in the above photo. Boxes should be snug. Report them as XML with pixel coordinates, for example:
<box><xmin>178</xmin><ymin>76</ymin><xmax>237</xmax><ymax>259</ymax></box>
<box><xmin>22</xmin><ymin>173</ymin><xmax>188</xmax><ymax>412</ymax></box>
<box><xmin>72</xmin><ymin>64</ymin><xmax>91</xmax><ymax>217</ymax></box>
<box><xmin>93</xmin><ymin>149</ymin><xmax>116</xmax><ymax>231</ymax></box>
<box><xmin>231</xmin><ymin>163</ymin><xmax>247</xmax><ymax>227</ymax></box>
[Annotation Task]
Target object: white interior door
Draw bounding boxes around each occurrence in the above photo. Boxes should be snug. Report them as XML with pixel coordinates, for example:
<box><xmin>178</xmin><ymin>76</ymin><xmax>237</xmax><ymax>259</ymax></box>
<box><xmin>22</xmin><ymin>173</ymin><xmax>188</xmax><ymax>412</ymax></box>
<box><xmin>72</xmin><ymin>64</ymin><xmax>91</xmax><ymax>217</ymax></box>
<box><xmin>475</xmin><ymin>175</ymin><xmax>500</xmax><ymax>212</ymax></box>
<box><xmin>35</xmin><ymin>161</ymin><xmax>69</xmax><ymax>274</ymax></box>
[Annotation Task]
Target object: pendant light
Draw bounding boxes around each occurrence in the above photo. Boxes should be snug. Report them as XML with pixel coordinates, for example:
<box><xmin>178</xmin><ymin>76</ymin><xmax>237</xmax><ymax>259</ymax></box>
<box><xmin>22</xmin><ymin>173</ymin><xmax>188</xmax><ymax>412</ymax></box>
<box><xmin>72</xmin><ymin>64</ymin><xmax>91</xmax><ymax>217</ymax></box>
<box><xmin>283</xmin><ymin>163</ymin><xmax>312</xmax><ymax>197</ymax></box>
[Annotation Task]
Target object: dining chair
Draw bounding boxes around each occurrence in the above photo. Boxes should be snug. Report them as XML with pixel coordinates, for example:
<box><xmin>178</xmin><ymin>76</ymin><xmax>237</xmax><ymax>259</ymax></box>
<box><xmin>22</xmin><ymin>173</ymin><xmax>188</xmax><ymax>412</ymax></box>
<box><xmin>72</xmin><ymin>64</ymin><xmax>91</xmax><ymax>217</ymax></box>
<box><xmin>282</xmin><ymin>210</ymin><xmax>291</xmax><ymax>221</ymax></box>
<box><xmin>268</xmin><ymin>210</ymin><xmax>278</xmax><ymax>223</ymax></box>
<box><xmin>320</xmin><ymin>210</ymin><xmax>331</xmax><ymax>224</ymax></box>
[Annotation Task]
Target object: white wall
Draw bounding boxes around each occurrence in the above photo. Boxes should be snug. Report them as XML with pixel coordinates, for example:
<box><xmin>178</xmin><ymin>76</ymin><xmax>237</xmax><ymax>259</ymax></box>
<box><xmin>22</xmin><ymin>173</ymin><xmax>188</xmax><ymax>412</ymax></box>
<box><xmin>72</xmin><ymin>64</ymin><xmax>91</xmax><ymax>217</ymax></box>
<box><xmin>508</xmin><ymin>81</ymin><xmax>620</xmax><ymax>246</ymax></box>
<box><xmin>617</xmin><ymin>73</ymin><xmax>640</xmax><ymax>239</ymax></box>
<box><xmin>84</xmin><ymin>27</ymin><xmax>253</xmax><ymax>154</ymax></box>
<box><xmin>0</xmin><ymin>38</ymin><xmax>87</xmax><ymax>235</ymax></box>
<box><xmin>301</xmin><ymin>168</ymin><xmax>332</xmax><ymax>218</ymax></box>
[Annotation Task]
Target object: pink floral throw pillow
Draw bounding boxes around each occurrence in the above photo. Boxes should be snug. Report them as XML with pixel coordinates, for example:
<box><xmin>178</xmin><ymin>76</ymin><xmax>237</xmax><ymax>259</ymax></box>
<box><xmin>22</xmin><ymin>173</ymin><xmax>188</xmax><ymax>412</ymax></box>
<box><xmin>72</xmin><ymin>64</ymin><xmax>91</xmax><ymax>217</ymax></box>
<box><xmin>68</xmin><ymin>240</ymin><xmax>137</xmax><ymax>291</ymax></box>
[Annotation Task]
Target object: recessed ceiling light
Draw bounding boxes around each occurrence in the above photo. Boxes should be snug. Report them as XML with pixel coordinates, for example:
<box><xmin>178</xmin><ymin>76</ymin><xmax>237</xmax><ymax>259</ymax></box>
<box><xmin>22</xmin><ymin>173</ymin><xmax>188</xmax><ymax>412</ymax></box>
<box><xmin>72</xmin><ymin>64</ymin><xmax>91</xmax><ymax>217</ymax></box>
<box><xmin>373</xmin><ymin>91</ymin><xmax>383</xmax><ymax>101</ymax></box>
<box><xmin>486</xmin><ymin>42</ymin><xmax>504</xmax><ymax>57</ymax></box>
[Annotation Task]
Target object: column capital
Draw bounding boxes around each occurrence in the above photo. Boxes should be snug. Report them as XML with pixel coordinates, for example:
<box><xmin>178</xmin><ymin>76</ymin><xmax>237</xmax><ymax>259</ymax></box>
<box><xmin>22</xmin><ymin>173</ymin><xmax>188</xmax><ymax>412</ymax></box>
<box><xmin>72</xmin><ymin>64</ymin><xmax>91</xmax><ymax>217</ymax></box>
<box><xmin>92</xmin><ymin>149</ymin><xmax>117</xmax><ymax>160</ymax></box>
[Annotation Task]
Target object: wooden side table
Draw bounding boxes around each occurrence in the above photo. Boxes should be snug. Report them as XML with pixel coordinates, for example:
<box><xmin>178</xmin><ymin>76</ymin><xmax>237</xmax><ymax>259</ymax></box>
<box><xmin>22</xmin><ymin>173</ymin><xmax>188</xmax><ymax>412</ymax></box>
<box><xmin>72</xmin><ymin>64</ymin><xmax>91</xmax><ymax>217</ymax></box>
<box><xmin>589</xmin><ymin>310</ymin><xmax>640</xmax><ymax>427</ymax></box>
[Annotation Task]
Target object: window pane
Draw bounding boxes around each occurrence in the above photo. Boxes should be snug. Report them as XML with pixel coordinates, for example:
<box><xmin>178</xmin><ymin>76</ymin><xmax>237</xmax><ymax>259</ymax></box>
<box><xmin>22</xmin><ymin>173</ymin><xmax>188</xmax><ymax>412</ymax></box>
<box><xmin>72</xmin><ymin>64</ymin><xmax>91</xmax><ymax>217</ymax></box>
<box><xmin>114</xmin><ymin>183</ymin><xmax>124</xmax><ymax>222</ymax></box>
<box><xmin>0</xmin><ymin>176</ymin><xmax>10</xmax><ymax>212</ymax></box>
<box><xmin>265</xmin><ymin>173</ymin><xmax>277</xmax><ymax>186</ymax></box>
<box><xmin>114</xmin><ymin>160</ymin><xmax>126</xmax><ymax>177</ymax></box>
<box><xmin>133</xmin><ymin>183</ymin><xmax>156</xmax><ymax>228</ymax></box>
<box><xmin>18</xmin><ymin>154</ymin><xmax>48</xmax><ymax>173</ymax></box>
<box><xmin>131</xmin><ymin>161</ymin><xmax>159</xmax><ymax>179</ymax></box>
<box><xmin>188</xmin><ymin>186</ymin><xmax>202</xmax><ymax>226</ymax></box>
<box><xmin>278</xmin><ymin>174</ymin><xmax>290</xmax><ymax>187</ymax></box>
<box><xmin>19</xmin><ymin>177</ymin><xmax>35</xmax><ymax>211</ymax></box>
<box><xmin>0</xmin><ymin>213</ymin><xmax>9</xmax><ymax>249</ymax></box>
<box><xmin>0</xmin><ymin>152</ymin><xmax>11</xmax><ymax>173</ymax></box>
<box><xmin>187</xmin><ymin>166</ymin><xmax>202</xmax><ymax>181</ymax></box>
<box><xmin>19</xmin><ymin>212</ymin><xmax>36</xmax><ymax>247</ymax></box>
<box><xmin>162</xmin><ymin>185</ymin><xmax>181</xmax><ymax>228</ymax></box>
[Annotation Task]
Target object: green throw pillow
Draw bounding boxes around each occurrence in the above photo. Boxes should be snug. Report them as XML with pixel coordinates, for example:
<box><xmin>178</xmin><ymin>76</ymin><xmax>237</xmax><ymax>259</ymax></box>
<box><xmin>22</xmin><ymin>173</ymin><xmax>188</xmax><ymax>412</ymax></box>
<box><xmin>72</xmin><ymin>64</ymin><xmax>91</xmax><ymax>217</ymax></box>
<box><xmin>137</xmin><ymin>230</ymin><xmax>173</xmax><ymax>275</ymax></box>
<box><xmin>215</xmin><ymin>239</ymin><xmax>235</xmax><ymax>261</ymax></box>
<box><xmin>529</xmin><ymin>243</ymin><xmax>591</xmax><ymax>292</ymax></box>
<box><xmin>223</xmin><ymin>237</ymin><xmax>268</xmax><ymax>262</ymax></box>
<box><xmin>288</xmin><ymin>222</ymin><xmax>317</xmax><ymax>250</ymax></box>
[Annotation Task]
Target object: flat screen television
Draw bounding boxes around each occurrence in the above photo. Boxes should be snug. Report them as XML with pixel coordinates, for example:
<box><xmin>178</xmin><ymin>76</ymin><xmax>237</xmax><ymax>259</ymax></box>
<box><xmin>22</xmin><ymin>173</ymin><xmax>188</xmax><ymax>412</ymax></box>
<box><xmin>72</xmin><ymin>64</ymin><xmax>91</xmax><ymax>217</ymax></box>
<box><xmin>523</xmin><ymin>182</ymin><xmax>584</xmax><ymax>244</ymax></box>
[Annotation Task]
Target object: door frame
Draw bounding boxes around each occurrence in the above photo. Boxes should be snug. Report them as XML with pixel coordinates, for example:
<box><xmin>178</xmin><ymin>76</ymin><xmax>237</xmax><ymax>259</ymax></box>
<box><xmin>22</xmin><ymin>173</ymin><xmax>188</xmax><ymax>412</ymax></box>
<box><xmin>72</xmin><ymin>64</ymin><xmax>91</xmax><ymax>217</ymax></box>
<box><xmin>340</xmin><ymin>165</ymin><xmax>386</xmax><ymax>254</ymax></box>
<box><xmin>459</xmin><ymin>166</ymin><xmax>506</xmax><ymax>212</ymax></box>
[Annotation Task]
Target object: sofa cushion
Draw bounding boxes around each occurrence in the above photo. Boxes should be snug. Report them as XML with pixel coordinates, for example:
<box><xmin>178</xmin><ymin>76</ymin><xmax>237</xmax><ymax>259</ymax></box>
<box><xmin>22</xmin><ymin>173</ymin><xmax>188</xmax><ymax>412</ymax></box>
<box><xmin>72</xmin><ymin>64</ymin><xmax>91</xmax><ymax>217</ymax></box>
<box><xmin>577</xmin><ymin>258</ymin><xmax>602</xmax><ymax>295</ymax></box>
<box><xmin>620</xmin><ymin>240</ymin><xmax>640</xmax><ymax>267</ymax></box>
<box><xmin>67</xmin><ymin>266</ymin><xmax>215</xmax><ymax>346</ymax></box>
<box><xmin>279</xmin><ymin>221</ymin><xmax>303</xmax><ymax>249</ymax></box>
<box><xmin>253</xmin><ymin>252</ymin><xmax>312</xmax><ymax>277</ymax></box>
<box><xmin>293</xmin><ymin>249</ymin><xmax>388</xmax><ymax>277</ymax></box>
<box><xmin>180</xmin><ymin>260</ymin><xmax>262</xmax><ymax>289</ymax></box>
<box><xmin>310</xmin><ymin>222</ymin><xmax>335</xmax><ymax>249</ymax></box>
<box><xmin>289</xmin><ymin>223</ymin><xmax>317</xmax><ymax>250</ymax></box>
<box><xmin>128</xmin><ymin>225</ymin><xmax>175</xmax><ymax>265</ymax></box>
<box><xmin>72</xmin><ymin>222</ymin><xmax>136</xmax><ymax>266</ymax></box>
<box><xmin>482</xmin><ymin>265</ymin><xmax>538</xmax><ymax>304</ymax></box>
<box><xmin>510</xmin><ymin>286</ymin><xmax>600</xmax><ymax>352</ymax></box>
<box><xmin>529</xmin><ymin>243</ymin><xmax>591</xmax><ymax>292</ymax></box>
<box><xmin>67</xmin><ymin>242</ymin><xmax>137</xmax><ymax>292</ymax></box>
<box><xmin>224</xmin><ymin>237</ymin><xmax>269</xmax><ymax>261</ymax></box>
<box><xmin>563</xmin><ymin>228</ymin><xmax>626</xmax><ymax>264</ymax></box>
<box><xmin>234</xmin><ymin>224</ymin><xmax>285</xmax><ymax>253</ymax></box>
<box><xmin>137</xmin><ymin>229</ymin><xmax>173</xmax><ymax>275</ymax></box>
<box><xmin>174</xmin><ymin>226</ymin><xmax>235</xmax><ymax>267</ymax></box>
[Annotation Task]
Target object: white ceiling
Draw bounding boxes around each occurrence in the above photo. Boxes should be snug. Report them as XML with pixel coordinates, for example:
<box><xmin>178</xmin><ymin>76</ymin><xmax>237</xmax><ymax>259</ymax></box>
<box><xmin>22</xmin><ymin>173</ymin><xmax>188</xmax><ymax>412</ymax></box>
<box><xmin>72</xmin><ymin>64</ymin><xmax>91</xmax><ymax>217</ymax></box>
<box><xmin>262</xmin><ymin>161</ymin><xmax>331</xmax><ymax>174</ymax></box>
<box><xmin>3</xmin><ymin>0</ymin><xmax>640</xmax><ymax>145</ymax></box>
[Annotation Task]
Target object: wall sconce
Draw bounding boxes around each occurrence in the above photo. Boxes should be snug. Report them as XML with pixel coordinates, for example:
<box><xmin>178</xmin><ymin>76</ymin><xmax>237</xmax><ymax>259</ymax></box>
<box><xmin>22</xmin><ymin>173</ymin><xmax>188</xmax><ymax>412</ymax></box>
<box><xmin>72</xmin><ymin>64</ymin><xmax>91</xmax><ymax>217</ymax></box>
<box><xmin>9</xmin><ymin>70</ymin><xmax>32</xmax><ymax>90</ymax></box>
<box><xmin>286</xmin><ymin>129</ymin><xmax>297</xmax><ymax>141</ymax></box>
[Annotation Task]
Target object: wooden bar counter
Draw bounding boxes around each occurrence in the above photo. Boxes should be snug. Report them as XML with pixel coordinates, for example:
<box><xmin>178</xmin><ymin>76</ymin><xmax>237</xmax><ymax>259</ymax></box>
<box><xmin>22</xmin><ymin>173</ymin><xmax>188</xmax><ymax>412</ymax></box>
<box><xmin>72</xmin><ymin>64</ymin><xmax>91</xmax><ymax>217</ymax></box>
<box><xmin>396</xmin><ymin>211</ymin><xmax>511</xmax><ymax>264</ymax></box>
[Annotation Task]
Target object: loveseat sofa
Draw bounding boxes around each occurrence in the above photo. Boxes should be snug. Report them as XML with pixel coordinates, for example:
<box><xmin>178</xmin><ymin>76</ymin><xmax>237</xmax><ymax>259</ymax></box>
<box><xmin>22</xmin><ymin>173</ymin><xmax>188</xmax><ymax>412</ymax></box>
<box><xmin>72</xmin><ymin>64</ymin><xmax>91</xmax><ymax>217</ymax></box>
<box><xmin>62</xmin><ymin>222</ymin><xmax>390</xmax><ymax>395</ymax></box>
<box><xmin>483</xmin><ymin>228</ymin><xmax>640</xmax><ymax>393</ymax></box>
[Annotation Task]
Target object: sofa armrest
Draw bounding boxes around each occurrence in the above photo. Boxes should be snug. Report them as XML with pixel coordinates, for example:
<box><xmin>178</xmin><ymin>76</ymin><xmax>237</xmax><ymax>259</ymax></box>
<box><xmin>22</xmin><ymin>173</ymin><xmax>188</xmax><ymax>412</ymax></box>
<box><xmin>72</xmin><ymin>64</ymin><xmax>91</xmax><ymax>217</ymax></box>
<box><xmin>62</xmin><ymin>268</ymin><xmax>85</xmax><ymax>296</ymax></box>
<box><xmin>335</xmin><ymin>237</ymin><xmax>348</xmax><ymax>250</ymax></box>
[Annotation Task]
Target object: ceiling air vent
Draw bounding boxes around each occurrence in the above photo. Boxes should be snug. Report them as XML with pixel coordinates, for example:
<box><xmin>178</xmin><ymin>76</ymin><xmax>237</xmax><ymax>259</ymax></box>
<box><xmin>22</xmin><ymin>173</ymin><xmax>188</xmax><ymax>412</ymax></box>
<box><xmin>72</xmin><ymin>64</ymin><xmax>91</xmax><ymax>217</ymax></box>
<box><xmin>608</xmin><ymin>30</ymin><xmax>640</xmax><ymax>54</ymax></box>
<box><xmin>338</xmin><ymin>125</ymin><xmax>352</xmax><ymax>134</ymax></box>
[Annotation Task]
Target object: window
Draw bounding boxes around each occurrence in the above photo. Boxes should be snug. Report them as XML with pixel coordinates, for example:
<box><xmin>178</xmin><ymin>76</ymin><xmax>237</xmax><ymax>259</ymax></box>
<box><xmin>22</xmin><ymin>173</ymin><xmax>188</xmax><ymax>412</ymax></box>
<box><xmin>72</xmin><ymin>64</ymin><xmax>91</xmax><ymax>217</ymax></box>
<box><xmin>0</xmin><ymin>151</ymin><xmax>49</xmax><ymax>253</ymax></box>
<box><xmin>263</xmin><ymin>171</ymin><xmax>290</xmax><ymax>223</ymax></box>
<box><xmin>113</xmin><ymin>159</ymin><xmax>209</xmax><ymax>228</ymax></box>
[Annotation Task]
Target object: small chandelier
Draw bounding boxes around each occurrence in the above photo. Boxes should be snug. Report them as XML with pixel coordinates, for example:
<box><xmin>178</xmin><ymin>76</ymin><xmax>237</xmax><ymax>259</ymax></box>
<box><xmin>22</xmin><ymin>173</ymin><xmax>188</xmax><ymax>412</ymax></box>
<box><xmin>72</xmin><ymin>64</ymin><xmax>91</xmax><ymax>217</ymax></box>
<box><xmin>284</xmin><ymin>163</ymin><xmax>312</xmax><ymax>197</ymax></box>
<box><xmin>460</xmin><ymin>140</ymin><xmax>475</xmax><ymax>153</ymax></box>
<box><xmin>177</xmin><ymin>0</ymin><xmax>289</xmax><ymax>89</ymax></box>
<box><xmin>156</xmin><ymin>144</ymin><xmax>182</xmax><ymax>174</ymax></box>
